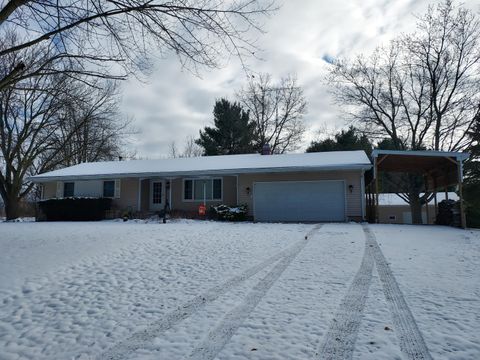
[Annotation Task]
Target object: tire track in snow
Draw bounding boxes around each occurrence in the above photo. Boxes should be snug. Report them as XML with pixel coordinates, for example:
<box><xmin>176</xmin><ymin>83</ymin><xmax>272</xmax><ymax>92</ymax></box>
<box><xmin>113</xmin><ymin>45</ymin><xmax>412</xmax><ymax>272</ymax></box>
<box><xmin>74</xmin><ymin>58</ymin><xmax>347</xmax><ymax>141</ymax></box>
<box><xmin>99</xmin><ymin>224</ymin><xmax>322</xmax><ymax>360</ymax></box>
<box><xmin>317</xmin><ymin>225</ymin><xmax>375</xmax><ymax>360</ymax></box>
<box><xmin>362</xmin><ymin>225</ymin><xmax>433</xmax><ymax>360</ymax></box>
<box><xmin>186</xmin><ymin>224</ymin><xmax>322</xmax><ymax>360</ymax></box>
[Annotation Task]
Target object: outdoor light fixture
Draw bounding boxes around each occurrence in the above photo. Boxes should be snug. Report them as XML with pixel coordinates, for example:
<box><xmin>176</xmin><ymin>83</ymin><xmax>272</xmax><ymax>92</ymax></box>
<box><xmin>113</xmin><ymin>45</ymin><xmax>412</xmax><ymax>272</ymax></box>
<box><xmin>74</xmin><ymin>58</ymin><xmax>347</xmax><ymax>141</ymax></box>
<box><xmin>349</xmin><ymin>185</ymin><xmax>354</xmax><ymax>193</ymax></box>
<box><xmin>246</xmin><ymin>186</ymin><xmax>251</xmax><ymax>195</ymax></box>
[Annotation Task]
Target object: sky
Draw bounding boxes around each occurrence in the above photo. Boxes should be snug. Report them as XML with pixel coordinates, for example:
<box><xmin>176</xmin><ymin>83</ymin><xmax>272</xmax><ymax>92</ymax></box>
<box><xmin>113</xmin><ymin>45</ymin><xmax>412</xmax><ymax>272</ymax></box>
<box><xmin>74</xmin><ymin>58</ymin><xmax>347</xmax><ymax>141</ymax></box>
<box><xmin>120</xmin><ymin>0</ymin><xmax>478</xmax><ymax>159</ymax></box>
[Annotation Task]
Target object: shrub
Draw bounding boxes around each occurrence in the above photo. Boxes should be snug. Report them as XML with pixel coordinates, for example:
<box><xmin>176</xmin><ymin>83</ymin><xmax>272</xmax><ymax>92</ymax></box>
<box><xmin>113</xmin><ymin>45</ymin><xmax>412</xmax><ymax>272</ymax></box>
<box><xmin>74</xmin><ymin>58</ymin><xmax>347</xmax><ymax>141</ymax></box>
<box><xmin>212</xmin><ymin>204</ymin><xmax>248</xmax><ymax>221</ymax></box>
<box><xmin>38</xmin><ymin>197</ymin><xmax>112</xmax><ymax>221</ymax></box>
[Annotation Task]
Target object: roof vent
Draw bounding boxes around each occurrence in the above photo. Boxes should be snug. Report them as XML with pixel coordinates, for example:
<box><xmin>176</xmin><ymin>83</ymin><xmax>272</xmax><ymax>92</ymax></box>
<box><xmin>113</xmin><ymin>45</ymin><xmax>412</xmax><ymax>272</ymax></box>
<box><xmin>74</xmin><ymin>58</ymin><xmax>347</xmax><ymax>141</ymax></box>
<box><xmin>118</xmin><ymin>156</ymin><xmax>123</xmax><ymax>161</ymax></box>
<box><xmin>261</xmin><ymin>144</ymin><xmax>271</xmax><ymax>155</ymax></box>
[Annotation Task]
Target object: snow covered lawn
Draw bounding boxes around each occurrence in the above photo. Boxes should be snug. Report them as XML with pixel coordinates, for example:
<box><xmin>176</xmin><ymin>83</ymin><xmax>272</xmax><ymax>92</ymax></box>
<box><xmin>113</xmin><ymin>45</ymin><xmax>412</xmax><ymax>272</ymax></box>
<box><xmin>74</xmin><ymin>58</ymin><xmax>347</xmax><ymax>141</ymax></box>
<box><xmin>0</xmin><ymin>220</ymin><xmax>479</xmax><ymax>359</ymax></box>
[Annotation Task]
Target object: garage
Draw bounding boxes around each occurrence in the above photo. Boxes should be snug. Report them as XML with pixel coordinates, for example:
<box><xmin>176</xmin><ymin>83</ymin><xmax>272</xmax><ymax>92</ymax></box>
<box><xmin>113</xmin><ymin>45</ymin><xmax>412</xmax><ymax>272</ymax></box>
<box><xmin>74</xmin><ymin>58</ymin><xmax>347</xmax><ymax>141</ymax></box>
<box><xmin>253</xmin><ymin>180</ymin><xmax>346</xmax><ymax>222</ymax></box>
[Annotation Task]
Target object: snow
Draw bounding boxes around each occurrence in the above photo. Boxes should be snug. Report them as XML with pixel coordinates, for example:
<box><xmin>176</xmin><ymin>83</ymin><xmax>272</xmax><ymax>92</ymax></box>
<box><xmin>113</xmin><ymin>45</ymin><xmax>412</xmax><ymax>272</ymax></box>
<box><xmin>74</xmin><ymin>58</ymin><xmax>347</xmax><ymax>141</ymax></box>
<box><xmin>379</xmin><ymin>192</ymin><xmax>459</xmax><ymax>206</ymax></box>
<box><xmin>0</xmin><ymin>221</ymin><xmax>479</xmax><ymax>359</ymax></box>
<box><xmin>29</xmin><ymin>150</ymin><xmax>372</xmax><ymax>181</ymax></box>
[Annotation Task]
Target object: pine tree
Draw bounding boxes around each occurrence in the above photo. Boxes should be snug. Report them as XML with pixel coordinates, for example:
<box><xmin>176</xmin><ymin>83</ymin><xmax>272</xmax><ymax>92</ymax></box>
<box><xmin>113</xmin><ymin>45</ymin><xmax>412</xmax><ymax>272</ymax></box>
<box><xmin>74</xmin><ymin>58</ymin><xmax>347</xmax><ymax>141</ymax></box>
<box><xmin>306</xmin><ymin>126</ymin><xmax>372</xmax><ymax>155</ymax></box>
<box><xmin>196</xmin><ymin>99</ymin><xmax>257</xmax><ymax>155</ymax></box>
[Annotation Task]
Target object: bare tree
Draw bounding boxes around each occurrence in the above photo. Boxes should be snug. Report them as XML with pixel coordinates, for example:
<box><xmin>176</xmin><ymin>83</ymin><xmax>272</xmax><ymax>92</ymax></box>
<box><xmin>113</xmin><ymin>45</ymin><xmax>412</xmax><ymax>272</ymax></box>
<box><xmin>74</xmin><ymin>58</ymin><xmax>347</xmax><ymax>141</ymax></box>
<box><xmin>169</xmin><ymin>136</ymin><xmax>203</xmax><ymax>158</ymax></box>
<box><xmin>327</xmin><ymin>0</ymin><xmax>480</xmax><ymax>223</ymax></box>
<box><xmin>0</xmin><ymin>0</ymin><xmax>276</xmax><ymax>90</ymax></box>
<box><xmin>46</xmin><ymin>80</ymin><xmax>135</xmax><ymax>167</ymax></box>
<box><xmin>183</xmin><ymin>136</ymin><xmax>203</xmax><ymax>157</ymax></box>
<box><xmin>0</xmin><ymin>68</ymin><xmax>131</xmax><ymax>219</ymax></box>
<box><xmin>238</xmin><ymin>73</ymin><xmax>307</xmax><ymax>153</ymax></box>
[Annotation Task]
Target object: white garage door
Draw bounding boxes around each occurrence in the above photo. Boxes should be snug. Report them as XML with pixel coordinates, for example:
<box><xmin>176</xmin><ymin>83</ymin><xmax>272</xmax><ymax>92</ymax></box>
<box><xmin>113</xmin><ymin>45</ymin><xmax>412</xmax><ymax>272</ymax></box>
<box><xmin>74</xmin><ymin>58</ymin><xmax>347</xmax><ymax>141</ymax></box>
<box><xmin>253</xmin><ymin>181</ymin><xmax>346</xmax><ymax>222</ymax></box>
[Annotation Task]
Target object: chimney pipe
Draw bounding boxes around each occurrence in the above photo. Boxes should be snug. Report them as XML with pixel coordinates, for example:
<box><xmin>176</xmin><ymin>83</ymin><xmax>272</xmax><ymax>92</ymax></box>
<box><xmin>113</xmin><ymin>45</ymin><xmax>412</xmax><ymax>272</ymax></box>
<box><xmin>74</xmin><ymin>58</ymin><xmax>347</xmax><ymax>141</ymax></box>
<box><xmin>261</xmin><ymin>144</ymin><xmax>271</xmax><ymax>155</ymax></box>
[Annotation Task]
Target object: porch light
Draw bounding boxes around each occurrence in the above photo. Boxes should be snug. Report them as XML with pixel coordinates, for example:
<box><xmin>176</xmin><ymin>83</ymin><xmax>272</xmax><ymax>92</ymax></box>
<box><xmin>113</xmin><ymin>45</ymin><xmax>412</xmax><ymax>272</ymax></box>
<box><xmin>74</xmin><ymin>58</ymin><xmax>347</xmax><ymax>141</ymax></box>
<box><xmin>349</xmin><ymin>185</ymin><xmax>354</xmax><ymax>193</ymax></box>
<box><xmin>246</xmin><ymin>186</ymin><xmax>251</xmax><ymax>195</ymax></box>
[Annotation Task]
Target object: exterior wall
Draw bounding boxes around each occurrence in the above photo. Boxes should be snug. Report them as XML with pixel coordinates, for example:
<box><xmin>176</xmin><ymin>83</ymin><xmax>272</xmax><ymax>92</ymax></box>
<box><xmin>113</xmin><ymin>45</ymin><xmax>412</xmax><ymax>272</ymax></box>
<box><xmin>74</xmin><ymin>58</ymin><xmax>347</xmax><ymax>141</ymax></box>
<box><xmin>39</xmin><ymin>178</ymin><xmax>139</xmax><ymax>211</ymax></box>
<box><xmin>237</xmin><ymin>170</ymin><xmax>364</xmax><ymax>220</ymax></box>
<box><xmin>39</xmin><ymin>170</ymin><xmax>365</xmax><ymax>220</ymax></box>
<box><xmin>42</xmin><ymin>182</ymin><xmax>57</xmax><ymax>199</ymax></box>
<box><xmin>379</xmin><ymin>205</ymin><xmax>435</xmax><ymax>224</ymax></box>
<box><xmin>170</xmin><ymin>175</ymin><xmax>237</xmax><ymax>212</ymax></box>
<box><xmin>140</xmin><ymin>179</ymin><xmax>150</xmax><ymax>212</ymax></box>
<box><xmin>114</xmin><ymin>178</ymin><xmax>139</xmax><ymax>210</ymax></box>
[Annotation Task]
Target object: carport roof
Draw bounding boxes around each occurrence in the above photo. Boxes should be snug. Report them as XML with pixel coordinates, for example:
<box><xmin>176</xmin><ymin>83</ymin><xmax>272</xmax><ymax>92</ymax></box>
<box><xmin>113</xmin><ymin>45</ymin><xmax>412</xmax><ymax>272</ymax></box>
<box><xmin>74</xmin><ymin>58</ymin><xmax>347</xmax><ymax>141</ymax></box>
<box><xmin>29</xmin><ymin>150</ymin><xmax>372</xmax><ymax>182</ymax></box>
<box><xmin>371</xmin><ymin>149</ymin><xmax>469</xmax><ymax>186</ymax></box>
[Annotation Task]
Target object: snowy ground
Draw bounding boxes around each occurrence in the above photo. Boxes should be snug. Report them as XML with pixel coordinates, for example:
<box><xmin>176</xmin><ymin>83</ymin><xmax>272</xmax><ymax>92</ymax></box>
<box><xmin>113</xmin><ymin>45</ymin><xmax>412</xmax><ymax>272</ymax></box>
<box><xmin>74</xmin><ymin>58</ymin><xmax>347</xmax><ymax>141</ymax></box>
<box><xmin>0</xmin><ymin>220</ymin><xmax>479</xmax><ymax>360</ymax></box>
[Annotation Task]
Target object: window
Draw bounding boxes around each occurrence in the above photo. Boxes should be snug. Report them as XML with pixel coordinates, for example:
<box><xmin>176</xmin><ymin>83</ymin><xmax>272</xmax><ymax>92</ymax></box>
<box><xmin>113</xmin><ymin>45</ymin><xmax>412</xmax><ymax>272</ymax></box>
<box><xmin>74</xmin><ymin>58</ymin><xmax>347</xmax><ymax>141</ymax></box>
<box><xmin>152</xmin><ymin>182</ymin><xmax>162</xmax><ymax>204</ymax></box>
<box><xmin>103</xmin><ymin>181</ymin><xmax>115</xmax><ymax>197</ymax></box>
<box><xmin>183</xmin><ymin>178</ymin><xmax>222</xmax><ymax>201</ymax></box>
<box><xmin>213</xmin><ymin>179</ymin><xmax>222</xmax><ymax>199</ymax></box>
<box><xmin>63</xmin><ymin>182</ymin><xmax>74</xmax><ymax>197</ymax></box>
<box><xmin>184</xmin><ymin>180</ymin><xmax>193</xmax><ymax>200</ymax></box>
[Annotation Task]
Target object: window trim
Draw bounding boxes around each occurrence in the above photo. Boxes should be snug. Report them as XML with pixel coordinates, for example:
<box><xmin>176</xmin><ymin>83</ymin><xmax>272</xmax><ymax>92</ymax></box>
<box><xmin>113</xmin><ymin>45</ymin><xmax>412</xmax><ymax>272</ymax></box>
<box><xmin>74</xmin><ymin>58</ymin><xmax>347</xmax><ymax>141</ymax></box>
<box><xmin>182</xmin><ymin>177</ymin><xmax>223</xmax><ymax>202</ymax></box>
<box><xmin>103</xmin><ymin>180</ymin><xmax>115</xmax><ymax>198</ymax></box>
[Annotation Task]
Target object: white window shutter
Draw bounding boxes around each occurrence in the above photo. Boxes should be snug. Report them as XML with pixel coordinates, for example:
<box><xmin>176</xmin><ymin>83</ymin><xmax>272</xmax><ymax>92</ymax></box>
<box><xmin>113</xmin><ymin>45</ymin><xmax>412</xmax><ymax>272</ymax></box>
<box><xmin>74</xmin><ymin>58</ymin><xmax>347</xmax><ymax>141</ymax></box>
<box><xmin>56</xmin><ymin>182</ymin><xmax>63</xmax><ymax>198</ymax></box>
<box><xmin>114</xmin><ymin>179</ymin><xmax>121</xmax><ymax>198</ymax></box>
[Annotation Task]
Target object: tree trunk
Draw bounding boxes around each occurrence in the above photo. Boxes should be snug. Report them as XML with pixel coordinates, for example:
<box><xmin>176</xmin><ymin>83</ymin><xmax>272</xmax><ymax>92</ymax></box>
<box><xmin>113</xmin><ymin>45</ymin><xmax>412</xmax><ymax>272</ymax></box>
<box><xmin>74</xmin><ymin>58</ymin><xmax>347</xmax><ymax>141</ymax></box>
<box><xmin>5</xmin><ymin>195</ymin><xmax>21</xmax><ymax>220</ymax></box>
<box><xmin>409</xmin><ymin>196</ymin><xmax>423</xmax><ymax>224</ymax></box>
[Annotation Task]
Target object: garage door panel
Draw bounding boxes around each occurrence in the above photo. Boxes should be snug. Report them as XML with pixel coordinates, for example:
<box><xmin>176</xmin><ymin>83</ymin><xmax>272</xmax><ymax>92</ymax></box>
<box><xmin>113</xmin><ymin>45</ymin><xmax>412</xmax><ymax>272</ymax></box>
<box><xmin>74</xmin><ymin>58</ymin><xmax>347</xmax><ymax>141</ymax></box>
<box><xmin>253</xmin><ymin>181</ymin><xmax>345</xmax><ymax>222</ymax></box>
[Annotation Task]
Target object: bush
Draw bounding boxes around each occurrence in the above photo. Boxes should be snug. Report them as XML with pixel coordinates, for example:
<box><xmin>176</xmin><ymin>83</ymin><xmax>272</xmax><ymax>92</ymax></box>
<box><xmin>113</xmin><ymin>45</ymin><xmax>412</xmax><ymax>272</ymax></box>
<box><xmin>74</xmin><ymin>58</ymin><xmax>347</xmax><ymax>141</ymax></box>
<box><xmin>436</xmin><ymin>199</ymin><xmax>461</xmax><ymax>227</ymax></box>
<box><xmin>212</xmin><ymin>204</ymin><xmax>248</xmax><ymax>221</ymax></box>
<box><xmin>464</xmin><ymin>182</ymin><xmax>480</xmax><ymax>228</ymax></box>
<box><xmin>38</xmin><ymin>197</ymin><xmax>112</xmax><ymax>221</ymax></box>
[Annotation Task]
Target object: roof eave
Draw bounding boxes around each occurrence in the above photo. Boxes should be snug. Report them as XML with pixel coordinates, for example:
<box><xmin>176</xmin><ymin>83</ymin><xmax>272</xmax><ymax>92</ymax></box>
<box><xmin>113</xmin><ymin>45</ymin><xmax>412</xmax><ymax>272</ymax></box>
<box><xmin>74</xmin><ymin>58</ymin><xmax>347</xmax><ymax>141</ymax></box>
<box><xmin>28</xmin><ymin>163</ymin><xmax>373</xmax><ymax>183</ymax></box>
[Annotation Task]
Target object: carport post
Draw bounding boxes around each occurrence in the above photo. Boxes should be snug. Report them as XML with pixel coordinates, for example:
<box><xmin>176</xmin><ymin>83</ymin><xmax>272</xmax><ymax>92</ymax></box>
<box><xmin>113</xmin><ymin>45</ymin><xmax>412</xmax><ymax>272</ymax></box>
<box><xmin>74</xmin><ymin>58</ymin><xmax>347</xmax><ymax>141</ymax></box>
<box><xmin>458</xmin><ymin>160</ymin><xmax>467</xmax><ymax>229</ymax></box>
<box><xmin>374</xmin><ymin>158</ymin><xmax>379</xmax><ymax>223</ymax></box>
<box><xmin>424</xmin><ymin>175</ymin><xmax>430</xmax><ymax>224</ymax></box>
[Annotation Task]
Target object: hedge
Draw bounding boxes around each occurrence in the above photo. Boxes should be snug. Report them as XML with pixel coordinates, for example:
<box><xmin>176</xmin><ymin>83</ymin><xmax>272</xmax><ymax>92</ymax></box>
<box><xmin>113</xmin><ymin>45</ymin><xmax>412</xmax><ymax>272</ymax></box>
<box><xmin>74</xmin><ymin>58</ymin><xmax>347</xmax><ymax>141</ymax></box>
<box><xmin>38</xmin><ymin>197</ymin><xmax>112</xmax><ymax>221</ymax></box>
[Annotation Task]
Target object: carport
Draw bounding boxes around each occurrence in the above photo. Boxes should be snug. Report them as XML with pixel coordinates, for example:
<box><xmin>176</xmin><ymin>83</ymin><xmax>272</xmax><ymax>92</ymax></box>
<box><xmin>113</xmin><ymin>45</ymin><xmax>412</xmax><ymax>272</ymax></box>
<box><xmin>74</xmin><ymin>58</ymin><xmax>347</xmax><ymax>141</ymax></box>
<box><xmin>366</xmin><ymin>150</ymin><xmax>470</xmax><ymax>228</ymax></box>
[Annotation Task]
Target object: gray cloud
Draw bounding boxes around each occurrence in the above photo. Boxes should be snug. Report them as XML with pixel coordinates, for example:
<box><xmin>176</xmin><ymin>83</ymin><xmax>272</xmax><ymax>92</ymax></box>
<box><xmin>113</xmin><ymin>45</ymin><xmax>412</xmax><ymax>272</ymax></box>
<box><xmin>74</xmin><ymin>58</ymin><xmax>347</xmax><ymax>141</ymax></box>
<box><xmin>120</xmin><ymin>0</ymin><xmax>479</xmax><ymax>158</ymax></box>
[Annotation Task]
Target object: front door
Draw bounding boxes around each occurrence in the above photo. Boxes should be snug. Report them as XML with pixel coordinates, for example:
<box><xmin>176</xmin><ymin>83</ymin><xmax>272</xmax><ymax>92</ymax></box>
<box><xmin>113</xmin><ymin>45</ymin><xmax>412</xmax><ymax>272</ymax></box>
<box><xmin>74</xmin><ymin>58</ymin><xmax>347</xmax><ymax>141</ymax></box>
<box><xmin>150</xmin><ymin>180</ymin><xmax>164</xmax><ymax>211</ymax></box>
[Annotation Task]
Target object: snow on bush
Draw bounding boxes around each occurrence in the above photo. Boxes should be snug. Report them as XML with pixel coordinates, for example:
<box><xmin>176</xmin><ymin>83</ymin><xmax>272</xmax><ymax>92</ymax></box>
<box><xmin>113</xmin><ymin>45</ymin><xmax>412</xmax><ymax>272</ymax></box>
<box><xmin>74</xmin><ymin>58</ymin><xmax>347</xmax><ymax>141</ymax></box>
<box><xmin>212</xmin><ymin>204</ymin><xmax>248</xmax><ymax>221</ymax></box>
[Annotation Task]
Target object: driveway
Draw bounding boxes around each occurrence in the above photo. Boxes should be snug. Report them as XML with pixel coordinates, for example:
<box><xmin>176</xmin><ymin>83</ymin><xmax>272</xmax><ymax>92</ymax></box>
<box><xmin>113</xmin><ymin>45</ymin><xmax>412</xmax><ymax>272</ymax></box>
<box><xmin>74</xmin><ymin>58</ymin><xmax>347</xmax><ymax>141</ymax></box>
<box><xmin>0</xmin><ymin>221</ymin><xmax>478</xmax><ymax>359</ymax></box>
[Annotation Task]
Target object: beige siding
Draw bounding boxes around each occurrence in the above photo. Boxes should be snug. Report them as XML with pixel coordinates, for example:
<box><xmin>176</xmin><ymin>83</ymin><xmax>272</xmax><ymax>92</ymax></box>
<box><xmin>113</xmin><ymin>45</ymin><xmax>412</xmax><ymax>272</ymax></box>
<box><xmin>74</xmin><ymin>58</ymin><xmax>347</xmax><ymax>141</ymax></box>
<box><xmin>113</xmin><ymin>178</ymin><xmax>139</xmax><ymax>210</ymax></box>
<box><xmin>140</xmin><ymin>179</ymin><xmax>150</xmax><ymax>212</ymax></box>
<box><xmin>42</xmin><ymin>182</ymin><xmax>57</xmax><ymax>199</ymax></box>
<box><xmin>170</xmin><ymin>176</ymin><xmax>237</xmax><ymax>212</ymax></box>
<box><xmin>40</xmin><ymin>179</ymin><xmax>139</xmax><ymax>211</ymax></box>
<box><xmin>237</xmin><ymin>170</ymin><xmax>364</xmax><ymax>220</ymax></box>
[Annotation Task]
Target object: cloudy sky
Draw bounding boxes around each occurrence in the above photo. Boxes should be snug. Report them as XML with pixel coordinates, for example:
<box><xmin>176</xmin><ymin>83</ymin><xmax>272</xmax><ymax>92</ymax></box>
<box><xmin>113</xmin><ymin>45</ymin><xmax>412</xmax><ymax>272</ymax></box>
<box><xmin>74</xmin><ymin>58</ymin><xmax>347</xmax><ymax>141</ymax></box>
<box><xmin>120</xmin><ymin>0</ymin><xmax>478</xmax><ymax>159</ymax></box>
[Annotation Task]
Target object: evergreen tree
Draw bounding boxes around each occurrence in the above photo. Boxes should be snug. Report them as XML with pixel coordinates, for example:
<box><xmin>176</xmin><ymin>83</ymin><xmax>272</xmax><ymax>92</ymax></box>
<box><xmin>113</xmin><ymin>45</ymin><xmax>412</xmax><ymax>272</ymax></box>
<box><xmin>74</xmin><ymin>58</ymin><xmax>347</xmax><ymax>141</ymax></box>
<box><xmin>306</xmin><ymin>126</ymin><xmax>373</xmax><ymax>155</ymax></box>
<box><xmin>196</xmin><ymin>99</ymin><xmax>257</xmax><ymax>155</ymax></box>
<box><xmin>464</xmin><ymin>112</ymin><xmax>480</xmax><ymax>227</ymax></box>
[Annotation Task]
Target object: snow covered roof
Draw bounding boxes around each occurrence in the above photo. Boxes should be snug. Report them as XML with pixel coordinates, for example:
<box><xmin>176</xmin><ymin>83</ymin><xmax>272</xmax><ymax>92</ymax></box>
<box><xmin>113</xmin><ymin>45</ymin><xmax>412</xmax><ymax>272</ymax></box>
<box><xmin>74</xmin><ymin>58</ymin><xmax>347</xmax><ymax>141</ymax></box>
<box><xmin>379</xmin><ymin>192</ymin><xmax>459</xmax><ymax>206</ymax></box>
<box><xmin>29</xmin><ymin>151</ymin><xmax>372</xmax><ymax>182</ymax></box>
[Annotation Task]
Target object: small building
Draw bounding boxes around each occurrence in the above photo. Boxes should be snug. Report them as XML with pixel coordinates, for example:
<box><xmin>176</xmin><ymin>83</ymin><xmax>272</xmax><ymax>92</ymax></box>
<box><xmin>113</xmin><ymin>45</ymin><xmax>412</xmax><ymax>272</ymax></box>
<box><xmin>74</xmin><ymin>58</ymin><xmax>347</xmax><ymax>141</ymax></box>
<box><xmin>378</xmin><ymin>192</ymin><xmax>459</xmax><ymax>224</ymax></box>
<box><xmin>29</xmin><ymin>150</ymin><xmax>372</xmax><ymax>222</ymax></box>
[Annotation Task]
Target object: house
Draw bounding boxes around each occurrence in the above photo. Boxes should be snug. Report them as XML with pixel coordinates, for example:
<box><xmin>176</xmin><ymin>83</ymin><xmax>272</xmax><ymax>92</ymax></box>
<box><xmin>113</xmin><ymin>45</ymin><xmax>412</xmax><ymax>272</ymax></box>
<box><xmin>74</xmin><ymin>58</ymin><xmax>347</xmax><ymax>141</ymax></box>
<box><xmin>378</xmin><ymin>192</ymin><xmax>459</xmax><ymax>225</ymax></box>
<box><xmin>29</xmin><ymin>150</ymin><xmax>372</xmax><ymax>222</ymax></box>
